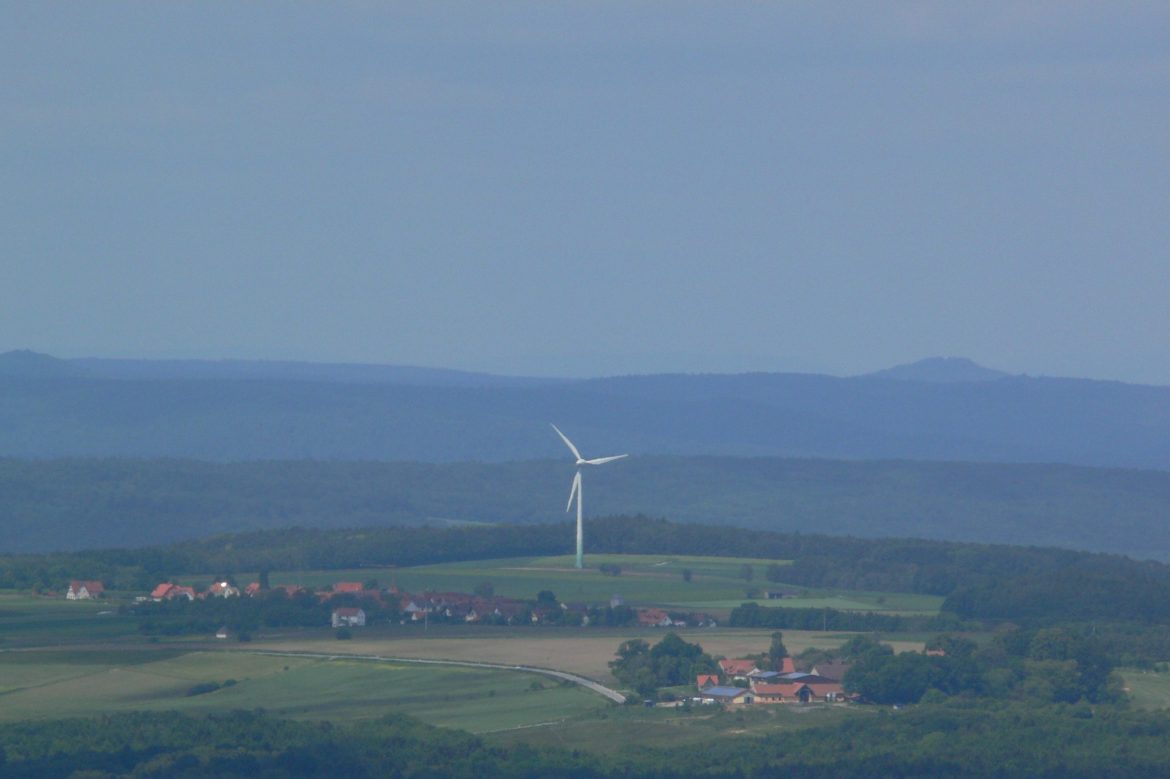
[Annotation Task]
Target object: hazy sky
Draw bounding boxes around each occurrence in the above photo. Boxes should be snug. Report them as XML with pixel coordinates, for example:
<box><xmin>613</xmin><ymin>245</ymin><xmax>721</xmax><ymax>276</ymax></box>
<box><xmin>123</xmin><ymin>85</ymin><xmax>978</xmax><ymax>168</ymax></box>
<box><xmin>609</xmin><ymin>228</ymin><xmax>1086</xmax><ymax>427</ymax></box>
<box><xmin>4</xmin><ymin>3</ymin><xmax>1169</xmax><ymax>382</ymax></box>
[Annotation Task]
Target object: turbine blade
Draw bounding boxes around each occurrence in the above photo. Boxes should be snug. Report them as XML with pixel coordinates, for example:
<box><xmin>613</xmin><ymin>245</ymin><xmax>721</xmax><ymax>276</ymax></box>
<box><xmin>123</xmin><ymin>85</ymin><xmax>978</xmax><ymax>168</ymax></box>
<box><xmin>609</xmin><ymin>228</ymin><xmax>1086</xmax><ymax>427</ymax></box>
<box><xmin>584</xmin><ymin>454</ymin><xmax>628</xmax><ymax>466</ymax></box>
<box><xmin>550</xmin><ymin>423</ymin><xmax>583</xmax><ymax>460</ymax></box>
<box><xmin>565</xmin><ymin>471</ymin><xmax>581</xmax><ymax>512</ymax></box>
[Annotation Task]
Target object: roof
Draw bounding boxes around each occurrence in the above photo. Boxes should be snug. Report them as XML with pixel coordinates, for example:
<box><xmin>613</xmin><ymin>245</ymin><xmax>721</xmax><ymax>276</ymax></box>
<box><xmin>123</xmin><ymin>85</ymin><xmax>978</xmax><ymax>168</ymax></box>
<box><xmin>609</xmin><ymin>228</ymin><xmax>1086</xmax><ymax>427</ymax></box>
<box><xmin>781</xmin><ymin>656</ymin><xmax>796</xmax><ymax>674</ymax></box>
<box><xmin>753</xmin><ymin>682</ymin><xmax>810</xmax><ymax>697</ymax></box>
<box><xmin>333</xmin><ymin>607</ymin><xmax>365</xmax><ymax>617</ymax></box>
<box><xmin>811</xmin><ymin>660</ymin><xmax>851</xmax><ymax>681</ymax></box>
<box><xmin>70</xmin><ymin>580</ymin><xmax>105</xmax><ymax>593</ymax></box>
<box><xmin>332</xmin><ymin>582</ymin><xmax>364</xmax><ymax>593</ymax></box>
<box><xmin>151</xmin><ymin>583</ymin><xmax>175</xmax><ymax>598</ymax></box>
<box><xmin>636</xmin><ymin>608</ymin><xmax>671</xmax><ymax>625</ymax></box>
<box><xmin>696</xmin><ymin>674</ymin><xmax>719</xmax><ymax>687</ymax></box>
<box><xmin>701</xmin><ymin>686</ymin><xmax>750</xmax><ymax>699</ymax></box>
<box><xmin>806</xmin><ymin>682</ymin><xmax>844</xmax><ymax>695</ymax></box>
<box><xmin>719</xmin><ymin>658</ymin><xmax>758</xmax><ymax>675</ymax></box>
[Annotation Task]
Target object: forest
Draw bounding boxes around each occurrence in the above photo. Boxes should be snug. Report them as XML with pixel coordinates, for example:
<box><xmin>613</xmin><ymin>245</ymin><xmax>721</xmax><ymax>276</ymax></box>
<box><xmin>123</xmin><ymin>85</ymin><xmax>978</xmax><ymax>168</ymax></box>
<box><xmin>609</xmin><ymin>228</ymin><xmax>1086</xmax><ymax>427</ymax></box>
<box><xmin>5</xmin><ymin>703</ymin><xmax>1170</xmax><ymax>778</ymax></box>
<box><xmin>3</xmin><ymin>454</ymin><xmax>1170</xmax><ymax>558</ymax></box>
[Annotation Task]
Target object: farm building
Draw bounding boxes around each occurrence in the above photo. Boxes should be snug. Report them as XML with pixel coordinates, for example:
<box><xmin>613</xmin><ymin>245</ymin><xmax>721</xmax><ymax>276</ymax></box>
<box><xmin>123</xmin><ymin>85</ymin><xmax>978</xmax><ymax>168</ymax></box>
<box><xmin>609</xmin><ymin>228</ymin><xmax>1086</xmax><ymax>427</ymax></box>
<box><xmin>699</xmin><ymin>686</ymin><xmax>754</xmax><ymax>706</ymax></box>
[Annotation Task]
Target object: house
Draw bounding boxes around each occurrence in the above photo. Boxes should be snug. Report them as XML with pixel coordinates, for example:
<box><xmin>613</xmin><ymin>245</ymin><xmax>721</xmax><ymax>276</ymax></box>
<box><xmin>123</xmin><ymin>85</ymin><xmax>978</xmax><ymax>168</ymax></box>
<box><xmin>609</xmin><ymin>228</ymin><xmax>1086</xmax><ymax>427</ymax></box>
<box><xmin>206</xmin><ymin>581</ymin><xmax>240</xmax><ymax>598</ymax></box>
<box><xmin>66</xmin><ymin>580</ymin><xmax>105</xmax><ymax>600</ymax></box>
<box><xmin>636</xmin><ymin>608</ymin><xmax>674</xmax><ymax>627</ymax></box>
<box><xmin>804</xmin><ymin>681</ymin><xmax>847</xmax><ymax>702</ymax></box>
<box><xmin>332</xmin><ymin>607</ymin><xmax>366</xmax><ymax>628</ymax></box>
<box><xmin>699</xmin><ymin>686</ymin><xmax>755</xmax><ymax>706</ymax></box>
<box><xmin>332</xmin><ymin>582</ymin><xmax>364</xmax><ymax>594</ymax></box>
<box><xmin>718</xmin><ymin>658</ymin><xmax>759</xmax><ymax>681</ymax></box>
<box><xmin>244</xmin><ymin>582</ymin><xmax>262</xmax><ymax>596</ymax></box>
<box><xmin>215</xmin><ymin>626</ymin><xmax>230</xmax><ymax>640</ymax></box>
<box><xmin>696</xmin><ymin>674</ymin><xmax>719</xmax><ymax>689</ymax></box>
<box><xmin>780</xmin><ymin>656</ymin><xmax>797</xmax><ymax>674</ymax></box>
<box><xmin>150</xmin><ymin>583</ymin><xmax>196</xmax><ymax>602</ymax></box>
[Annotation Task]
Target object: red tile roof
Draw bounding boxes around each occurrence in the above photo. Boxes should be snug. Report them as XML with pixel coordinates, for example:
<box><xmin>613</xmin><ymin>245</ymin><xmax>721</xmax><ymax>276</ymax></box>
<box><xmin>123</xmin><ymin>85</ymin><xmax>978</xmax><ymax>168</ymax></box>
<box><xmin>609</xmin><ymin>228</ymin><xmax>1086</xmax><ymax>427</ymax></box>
<box><xmin>332</xmin><ymin>582</ymin><xmax>364</xmax><ymax>593</ymax></box>
<box><xmin>719</xmin><ymin>658</ymin><xmax>759</xmax><ymax>676</ymax></box>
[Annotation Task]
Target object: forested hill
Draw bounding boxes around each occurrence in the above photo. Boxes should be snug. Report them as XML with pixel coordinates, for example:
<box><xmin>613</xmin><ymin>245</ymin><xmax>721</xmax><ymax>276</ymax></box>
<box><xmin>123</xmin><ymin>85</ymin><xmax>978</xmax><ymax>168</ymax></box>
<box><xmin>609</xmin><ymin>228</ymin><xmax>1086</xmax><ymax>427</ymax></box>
<box><xmin>3</xmin><ymin>456</ymin><xmax>1170</xmax><ymax>559</ymax></box>
<box><xmin>1</xmin><ymin>352</ymin><xmax>1169</xmax><ymax>469</ymax></box>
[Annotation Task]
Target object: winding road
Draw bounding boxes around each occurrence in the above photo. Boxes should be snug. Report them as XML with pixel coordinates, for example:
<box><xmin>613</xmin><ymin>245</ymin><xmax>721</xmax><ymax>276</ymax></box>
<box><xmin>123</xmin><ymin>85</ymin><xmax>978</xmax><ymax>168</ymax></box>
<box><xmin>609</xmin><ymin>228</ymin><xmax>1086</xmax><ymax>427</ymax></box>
<box><xmin>244</xmin><ymin>649</ymin><xmax>627</xmax><ymax>704</ymax></box>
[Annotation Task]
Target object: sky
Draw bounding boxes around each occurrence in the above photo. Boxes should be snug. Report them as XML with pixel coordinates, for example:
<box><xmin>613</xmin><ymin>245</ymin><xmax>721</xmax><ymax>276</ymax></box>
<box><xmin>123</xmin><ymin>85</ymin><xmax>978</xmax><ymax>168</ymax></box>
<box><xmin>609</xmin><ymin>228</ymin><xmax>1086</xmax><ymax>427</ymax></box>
<box><xmin>3</xmin><ymin>3</ymin><xmax>1169</xmax><ymax>383</ymax></box>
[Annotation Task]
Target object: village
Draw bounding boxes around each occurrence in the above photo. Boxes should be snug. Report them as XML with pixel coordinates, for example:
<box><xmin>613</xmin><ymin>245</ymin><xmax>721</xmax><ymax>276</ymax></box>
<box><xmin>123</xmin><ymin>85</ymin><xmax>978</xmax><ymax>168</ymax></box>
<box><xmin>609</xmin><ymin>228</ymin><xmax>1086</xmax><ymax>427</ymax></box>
<box><xmin>65</xmin><ymin>577</ymin><xmax>859</xmax><ymax>707</ymax></box>
<box><xmin>64</xmin><ymin>577</ymin><xmax>718</xmax><ymax>631</ymax></box>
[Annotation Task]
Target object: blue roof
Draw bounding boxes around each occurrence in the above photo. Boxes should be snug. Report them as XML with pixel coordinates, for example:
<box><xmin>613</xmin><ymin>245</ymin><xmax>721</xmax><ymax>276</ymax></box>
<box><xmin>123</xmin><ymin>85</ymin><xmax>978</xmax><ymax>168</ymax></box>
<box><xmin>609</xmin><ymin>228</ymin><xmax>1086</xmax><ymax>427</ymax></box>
<box><xmin>702</xmin><ymin>686</ymin><xmax>747</xmax><ymax>698</ymax></box>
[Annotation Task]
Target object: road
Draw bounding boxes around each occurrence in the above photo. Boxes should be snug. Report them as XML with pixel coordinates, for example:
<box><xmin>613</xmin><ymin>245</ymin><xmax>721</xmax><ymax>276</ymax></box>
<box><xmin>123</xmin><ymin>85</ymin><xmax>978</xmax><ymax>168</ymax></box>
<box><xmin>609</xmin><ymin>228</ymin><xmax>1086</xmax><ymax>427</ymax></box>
<box><xmin>244</xmin><ymin>648</ymin><xmax>627</xmax><ymax>704</ymax></box>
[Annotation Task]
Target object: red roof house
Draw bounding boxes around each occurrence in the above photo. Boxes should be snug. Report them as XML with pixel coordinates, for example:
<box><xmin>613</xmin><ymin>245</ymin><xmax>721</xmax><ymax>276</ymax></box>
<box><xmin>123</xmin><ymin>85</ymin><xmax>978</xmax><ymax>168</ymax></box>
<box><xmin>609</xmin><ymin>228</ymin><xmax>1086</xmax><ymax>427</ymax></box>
<box><xmin>66</xmin><ymin>580</ymin><xmax>105</xmax><ymax>600</ymax></box>
<box><xmin>719</xmin><ymin>658</ymin><xmax>759</xmax><ymax>679</ymax></box>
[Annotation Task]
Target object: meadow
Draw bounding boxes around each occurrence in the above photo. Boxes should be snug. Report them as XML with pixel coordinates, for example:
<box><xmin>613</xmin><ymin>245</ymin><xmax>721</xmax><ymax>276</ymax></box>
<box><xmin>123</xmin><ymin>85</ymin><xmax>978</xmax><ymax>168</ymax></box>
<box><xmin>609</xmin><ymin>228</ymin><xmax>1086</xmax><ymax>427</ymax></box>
<box><xmin>1120</xmin><ymin>668</ymin><xmax>1170</xmax><ymax>710</ymax></box>
<box><xmin>0</xmin><ymin>648</ymin><xmax>607</xmax><ymax>732</ymax></box>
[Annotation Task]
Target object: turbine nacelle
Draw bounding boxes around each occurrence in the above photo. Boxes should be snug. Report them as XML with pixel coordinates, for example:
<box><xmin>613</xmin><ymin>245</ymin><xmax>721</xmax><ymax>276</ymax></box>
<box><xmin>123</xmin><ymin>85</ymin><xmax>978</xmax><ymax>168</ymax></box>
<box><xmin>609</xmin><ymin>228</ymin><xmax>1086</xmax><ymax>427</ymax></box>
<box><xmin>551</xmin><ymin>424</ymin><xmax>626</xmax><ymax>468</ymax></box>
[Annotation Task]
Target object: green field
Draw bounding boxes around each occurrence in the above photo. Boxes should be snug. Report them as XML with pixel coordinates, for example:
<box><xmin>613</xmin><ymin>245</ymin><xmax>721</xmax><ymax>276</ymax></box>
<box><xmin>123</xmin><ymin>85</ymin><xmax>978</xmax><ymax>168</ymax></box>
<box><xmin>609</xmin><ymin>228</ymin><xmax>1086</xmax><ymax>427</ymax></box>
<box><xmin>181</xmin><ymin>553</ymin><xmax>941</xmax><ymax>616</ymax></box>
<box><xmin>0</xmin><ymin>649</ymin><xmax>608</xmax><ymax>732</ymax></box>
<box><xmin>0</xmin><ymin>593</ymin><xmax>140</xmax><ymax>646</ymax></box>
<box><xmin>1120</xmin><ymin>668</ymin><xmax>1170</xmax><ymax>710</ymax></box>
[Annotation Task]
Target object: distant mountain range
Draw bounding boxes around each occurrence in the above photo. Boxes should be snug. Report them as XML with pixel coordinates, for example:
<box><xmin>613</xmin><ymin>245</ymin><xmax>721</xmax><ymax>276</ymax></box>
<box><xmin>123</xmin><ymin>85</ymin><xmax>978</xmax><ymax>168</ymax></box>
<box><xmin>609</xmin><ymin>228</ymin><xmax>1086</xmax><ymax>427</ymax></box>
<box><xmin>1</xmin><ymin>350</ymin><xmax>1168</xmax><ymax>469</ymax></box>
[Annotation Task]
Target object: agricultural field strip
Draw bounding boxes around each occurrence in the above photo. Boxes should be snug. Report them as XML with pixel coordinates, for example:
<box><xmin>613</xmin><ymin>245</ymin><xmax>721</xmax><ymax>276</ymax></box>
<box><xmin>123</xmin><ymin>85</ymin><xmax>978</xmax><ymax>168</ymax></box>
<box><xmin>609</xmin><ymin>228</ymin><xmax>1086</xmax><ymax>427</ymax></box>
<box><xmin>243</xmin><ymin>649</ymin><xmax>627</xmax><ymax>703</ymax></box>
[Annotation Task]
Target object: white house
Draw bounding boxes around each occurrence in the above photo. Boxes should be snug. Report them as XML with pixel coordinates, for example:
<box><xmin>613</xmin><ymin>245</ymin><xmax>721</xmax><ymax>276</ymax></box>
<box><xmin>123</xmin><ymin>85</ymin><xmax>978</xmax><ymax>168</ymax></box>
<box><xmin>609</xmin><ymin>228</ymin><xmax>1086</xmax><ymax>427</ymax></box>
<box><xmin>332</xmin><ymin>607</ymin><xmax>366</xmax><ymax>628</ymax></box>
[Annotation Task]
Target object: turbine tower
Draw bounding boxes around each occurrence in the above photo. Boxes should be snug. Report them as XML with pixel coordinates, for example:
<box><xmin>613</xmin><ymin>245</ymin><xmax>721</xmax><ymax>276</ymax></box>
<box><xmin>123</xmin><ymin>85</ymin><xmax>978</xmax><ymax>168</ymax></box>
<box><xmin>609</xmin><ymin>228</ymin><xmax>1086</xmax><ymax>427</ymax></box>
<box><xmin>551</xmin><ymin>424</ymin><xmax>627</xmax><ymax>569</ymax></box>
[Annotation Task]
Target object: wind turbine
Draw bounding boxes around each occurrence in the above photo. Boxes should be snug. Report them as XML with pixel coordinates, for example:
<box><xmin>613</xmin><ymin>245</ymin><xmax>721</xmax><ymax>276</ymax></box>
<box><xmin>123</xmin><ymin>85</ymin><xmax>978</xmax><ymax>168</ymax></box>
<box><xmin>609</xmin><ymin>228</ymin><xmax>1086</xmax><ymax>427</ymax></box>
<box><xmin>551</xmin><ymin>424</ymin><xmax>627</xmax><ymax>569</ymax></box>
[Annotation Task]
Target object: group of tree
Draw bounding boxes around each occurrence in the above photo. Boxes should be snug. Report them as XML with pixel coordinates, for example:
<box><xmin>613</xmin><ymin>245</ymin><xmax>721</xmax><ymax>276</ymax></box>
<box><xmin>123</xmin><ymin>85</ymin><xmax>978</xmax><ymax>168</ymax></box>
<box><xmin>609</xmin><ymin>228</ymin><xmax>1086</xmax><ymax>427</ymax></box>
<box><xmin>609</xmin><ymin>632</ymin><xmax>718</xmax><ymax>697</ymax></box>
<box><xmin>838</xmin><ymin>627</ymin><xmax>1119</xmax><ymax>707</ymax></box>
